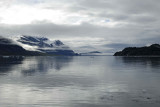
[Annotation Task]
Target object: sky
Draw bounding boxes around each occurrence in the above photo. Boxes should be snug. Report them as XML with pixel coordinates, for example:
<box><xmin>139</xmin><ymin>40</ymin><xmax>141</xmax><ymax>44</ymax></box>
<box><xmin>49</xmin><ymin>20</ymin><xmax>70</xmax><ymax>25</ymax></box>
<box><xmin>0</xmin><ymin>0</ymin><xmax>160</xmax><ymax>54</ymax></box>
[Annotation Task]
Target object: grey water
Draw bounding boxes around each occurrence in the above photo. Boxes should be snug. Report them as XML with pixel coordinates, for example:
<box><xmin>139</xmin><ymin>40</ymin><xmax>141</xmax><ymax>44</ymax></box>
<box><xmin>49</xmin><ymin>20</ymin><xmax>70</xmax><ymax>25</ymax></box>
<box><xmin>0</xmin><ymin>56</ymin><xmax>160</xmax><ymax>107</ymax></box>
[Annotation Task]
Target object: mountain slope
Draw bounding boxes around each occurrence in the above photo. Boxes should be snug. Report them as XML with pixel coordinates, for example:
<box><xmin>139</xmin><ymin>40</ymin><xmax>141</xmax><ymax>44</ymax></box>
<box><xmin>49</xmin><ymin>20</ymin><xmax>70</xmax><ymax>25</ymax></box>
<box><xmin>17</xmin><ymin>35</ymin><xmax>78</xmax><ymax>56</ymax></box>
<box><xmin>0</xmin><ymin>36</ymin><xmax>44</xmax><ymax>56</ymax></box>
<box><xmin>114</xmin><ymin>44</ymin><xmax>160</xmax><ymax>56</ymax></box>
<box><xmin>0</xmin><ymin>35</ymin><xmax>78</xmax><ymax>56</ymax></box>
<box><xmin>80</xmin><ymin>51</ymin><xmax>102</xmax><ymax>56</ymax></box>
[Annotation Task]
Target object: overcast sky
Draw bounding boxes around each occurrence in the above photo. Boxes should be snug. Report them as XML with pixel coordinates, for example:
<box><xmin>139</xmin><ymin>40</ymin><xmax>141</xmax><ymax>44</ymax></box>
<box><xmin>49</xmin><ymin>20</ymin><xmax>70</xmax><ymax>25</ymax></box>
<box><xmin>0</xmin><ymin>0</ymin><xmax>160</xmax><ymax>54</ymax></box>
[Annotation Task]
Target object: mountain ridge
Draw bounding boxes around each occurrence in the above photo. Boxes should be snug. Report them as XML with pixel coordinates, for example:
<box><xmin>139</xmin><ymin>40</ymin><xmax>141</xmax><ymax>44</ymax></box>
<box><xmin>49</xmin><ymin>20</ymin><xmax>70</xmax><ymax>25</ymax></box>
<box><xmin>0</xmin><ymin>36</ymin><xmax>78</xmax><ymax>56</ymax></box>
<box><xmin>114</xmin><ymin>44</ymin><xmax>160</xmax><ymax>56</ymax></box>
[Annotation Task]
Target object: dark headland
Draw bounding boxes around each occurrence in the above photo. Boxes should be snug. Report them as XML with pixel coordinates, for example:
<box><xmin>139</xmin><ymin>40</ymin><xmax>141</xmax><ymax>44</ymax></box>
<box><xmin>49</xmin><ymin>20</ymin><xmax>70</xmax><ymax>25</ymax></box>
<box><xmin>114</xmin><ymin>44</ymin><xmax>160</xmax><ymax>56</ymax></box>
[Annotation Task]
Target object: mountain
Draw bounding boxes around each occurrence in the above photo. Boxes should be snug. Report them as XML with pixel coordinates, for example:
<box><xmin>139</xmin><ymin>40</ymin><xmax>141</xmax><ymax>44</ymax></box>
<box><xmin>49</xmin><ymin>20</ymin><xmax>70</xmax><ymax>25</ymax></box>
<box><xmin>17</xmin><ymin>35</ymin><xmax>68</xmax><ymax>48</ymax></box>
<box><xmin>0</xmin><ymin>36</ymin><xmax>78</xmax><ymax>56</ymax></box>
<box><xmin>80</xmin><ymin>51</ymin><xmax>102</xmax><ymax>56</ymax></box>
<box><xmin>0</xmin><ymin>36</ymin><xmax>43</xmax><ymax>56</ymax></box>
<box><xmin>114</xmin><ymin>44</ymin><xmax>160</xmax><ymax>56</ymax></box>
<box><xmin>17</xmin><ymin>35</ymin><xmax>78</xmax><ymax>56</ymax></box>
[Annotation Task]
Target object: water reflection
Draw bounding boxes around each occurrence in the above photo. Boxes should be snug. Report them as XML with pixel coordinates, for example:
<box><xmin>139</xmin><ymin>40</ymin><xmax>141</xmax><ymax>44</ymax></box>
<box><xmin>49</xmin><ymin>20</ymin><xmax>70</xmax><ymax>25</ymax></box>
<box><xmin>0</xmin><ymin>56</ymin><xmax>160</xmax><ymax>107</ymax></box>
<box><xmin>20</xmin><ymin>56</ymin><xmax>73</xmax><ymax>76</ymax></box>
<box><xmin>0</xmin><ymin>56</ymin><xmax>24</xmax><ymax>75</ymax></box>
<box><xmin>115</xmin><ymin>57</ymin><xmax>160</xmax><ymax>69</ymax></box>
<box><xmin>0</xmin><ymin>56</ymin><xmax>73</xmax><ymax>76</ymax></box>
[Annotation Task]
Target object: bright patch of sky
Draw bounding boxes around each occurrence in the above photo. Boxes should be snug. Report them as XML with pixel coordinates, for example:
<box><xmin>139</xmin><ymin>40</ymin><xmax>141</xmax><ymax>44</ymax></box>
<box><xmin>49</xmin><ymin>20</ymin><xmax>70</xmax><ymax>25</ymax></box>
<box><xmin>0</xmin><ymin>0</ymin><xmax>118</xmax><ymax>27</ymax></box>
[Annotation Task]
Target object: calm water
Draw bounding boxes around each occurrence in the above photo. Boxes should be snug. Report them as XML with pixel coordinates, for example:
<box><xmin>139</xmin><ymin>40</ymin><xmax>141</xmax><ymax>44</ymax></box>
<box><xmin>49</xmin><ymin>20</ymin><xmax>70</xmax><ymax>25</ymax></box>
<box><xmin>0</xmin><ymin>56</ymin><xmax>160</xmax><ymax>107</ymax></box>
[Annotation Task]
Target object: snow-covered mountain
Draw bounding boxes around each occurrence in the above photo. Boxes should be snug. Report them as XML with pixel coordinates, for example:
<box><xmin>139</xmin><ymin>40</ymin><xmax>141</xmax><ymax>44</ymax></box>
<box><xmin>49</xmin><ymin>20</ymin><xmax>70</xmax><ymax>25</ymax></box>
<box><xmin>16</xmin><ymin>35</ymin><xmax>77</xmax><ymax>56</ymax></box>
<box><xmin>0</xmin><ymin>36</ymin><xmax>43</xmax><ymax>56</ymax></box>
<box><xmin>0</xmin><ymin>35</ymin><xmax>78</xmax><ymax>56</ymax></box>
<box><xmin>17</xmin><ymin>35</ymin><xmax>68</xmax><ymax>48</ymax></box>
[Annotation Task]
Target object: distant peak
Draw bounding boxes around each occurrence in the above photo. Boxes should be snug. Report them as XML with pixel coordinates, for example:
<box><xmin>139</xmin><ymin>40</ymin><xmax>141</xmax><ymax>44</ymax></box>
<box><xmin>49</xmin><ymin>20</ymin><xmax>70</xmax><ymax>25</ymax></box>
<box><xmin>89</xmin><ymin>51</ymin><xmax>101</xmax><ymax>53</ymax></box>
<box><xmin>21</xmin><ymin>35</ymin><xmax>48</xmax><ymax>41</ymax></box>
<box><xmin>17</xmin><ymin>35</ymin><xmax>69</xmax><ymax>49</ymax></box>
<box><xmin>150</xmin><ymin>44</ymin><xmax>160</xmax><ymax>48</ymax></box>
<box><xmin>54</xmin><ymin>40</ymin><xmax>64</xmax><ymax>46</ymax></box>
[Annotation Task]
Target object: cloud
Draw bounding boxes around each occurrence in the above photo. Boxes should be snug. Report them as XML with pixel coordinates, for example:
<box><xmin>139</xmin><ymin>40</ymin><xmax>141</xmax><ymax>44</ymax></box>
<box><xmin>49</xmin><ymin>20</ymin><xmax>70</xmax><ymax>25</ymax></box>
<box><xmin>0</xmin><ymin>0</ymin><xmax>14</xmax><ymax>6</ymax></box>
<box><xmin>0</xmin><ymin>21</ymin><xmax>159</xmax><ymax>53</ymax></box>
<box><xmin>55</xmin><ymin>0</ymin><xmax>160</xmax><ymax>25</ymax></box>
<box><xmin>0</xmin><ymin>0</ymin><xmax>160</xmax><ymax>54</ymax></box>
